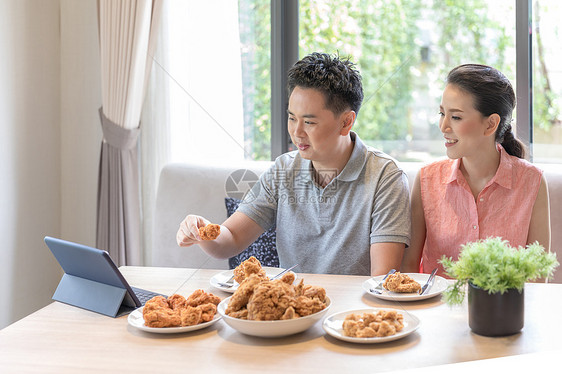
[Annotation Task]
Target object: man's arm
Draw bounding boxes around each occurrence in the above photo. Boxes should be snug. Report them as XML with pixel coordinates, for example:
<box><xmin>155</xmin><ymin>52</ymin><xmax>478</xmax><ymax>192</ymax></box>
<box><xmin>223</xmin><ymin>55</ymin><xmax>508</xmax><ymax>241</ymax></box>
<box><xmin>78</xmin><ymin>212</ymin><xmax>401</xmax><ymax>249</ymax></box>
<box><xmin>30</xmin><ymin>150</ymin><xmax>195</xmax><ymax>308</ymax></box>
<box><xmin>370</xmin><ymin>242</ymin><xmax>405</xmax><ymax>276</ymax></box>
<box><xmin>368</xmin><ymin>165</ymin><xmax>411</xmax><ymax>276</ymax></box>
<box><xmin>177</xmin><ymin>212</ymin><xmax>265</xmax><ymax>259</ymax></box>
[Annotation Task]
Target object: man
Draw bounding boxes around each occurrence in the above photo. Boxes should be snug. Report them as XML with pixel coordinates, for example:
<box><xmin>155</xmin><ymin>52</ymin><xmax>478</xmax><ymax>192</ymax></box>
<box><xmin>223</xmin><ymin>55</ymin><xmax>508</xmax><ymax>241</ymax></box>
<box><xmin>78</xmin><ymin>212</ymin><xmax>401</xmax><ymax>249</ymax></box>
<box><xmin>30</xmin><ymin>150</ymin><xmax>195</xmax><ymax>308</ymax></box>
<box><xmin>177</xmin><ymin>52</ymin><xmax>410</xmax><ymax>276</ymax></box>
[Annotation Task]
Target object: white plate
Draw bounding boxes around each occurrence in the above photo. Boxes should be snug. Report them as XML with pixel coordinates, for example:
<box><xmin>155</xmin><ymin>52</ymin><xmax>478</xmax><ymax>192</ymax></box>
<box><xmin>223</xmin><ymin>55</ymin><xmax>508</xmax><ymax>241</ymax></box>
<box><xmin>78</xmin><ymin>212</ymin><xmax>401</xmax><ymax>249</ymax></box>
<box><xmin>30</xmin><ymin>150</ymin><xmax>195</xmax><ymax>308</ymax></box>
<box><xmin>323</xmin><ymin>308</ymin><xmax>420</xmax><ymax>344</ymax></box>
<box><xmin>127</xmin><ymin>306</ymin><xmax>221</xmax><ymax>334</ymax></box>
<box><xmin>362</xmin><ymin>273</ymin><xmax>448</xmax><ymax>301</ymax></box>
<box><xmin>210</xmin><ymin>267</ymin><xmax>295</xmax><ymax>293</ymax></box>
<box><xmin>217</xmin><ymin>296</ymin><xmax>331</xmax><ymax>337</ymax></box>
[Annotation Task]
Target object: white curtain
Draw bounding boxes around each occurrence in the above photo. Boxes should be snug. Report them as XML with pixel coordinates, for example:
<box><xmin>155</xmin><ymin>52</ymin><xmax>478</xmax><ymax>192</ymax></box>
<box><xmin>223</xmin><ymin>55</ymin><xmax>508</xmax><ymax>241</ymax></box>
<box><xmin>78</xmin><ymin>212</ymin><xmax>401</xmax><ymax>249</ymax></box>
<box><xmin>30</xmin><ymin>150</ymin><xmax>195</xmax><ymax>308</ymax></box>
<box><xmin>140</xmin><ymin>1</ymin><xmax>246</xmax><ymax>265</ymax></box>
<box><xmin>139</xmin><ymin>17</ymin><xmax>170</xmax><ymax>266</ymax></box>
<box><xmin>97</xmin><ymin>0</ymin><xmax>163</xmax><ymax>265</ymax></box>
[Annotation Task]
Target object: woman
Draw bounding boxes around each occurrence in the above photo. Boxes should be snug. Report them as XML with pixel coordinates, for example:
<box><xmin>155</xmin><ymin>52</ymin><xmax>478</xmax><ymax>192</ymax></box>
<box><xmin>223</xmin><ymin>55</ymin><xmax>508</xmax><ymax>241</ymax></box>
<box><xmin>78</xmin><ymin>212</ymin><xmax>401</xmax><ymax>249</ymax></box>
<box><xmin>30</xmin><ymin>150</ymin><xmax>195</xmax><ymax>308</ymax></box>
<box><xmin>402</xmin><ymin>64</ymin><xmax>550</xmax><ymax>276</ymax></box>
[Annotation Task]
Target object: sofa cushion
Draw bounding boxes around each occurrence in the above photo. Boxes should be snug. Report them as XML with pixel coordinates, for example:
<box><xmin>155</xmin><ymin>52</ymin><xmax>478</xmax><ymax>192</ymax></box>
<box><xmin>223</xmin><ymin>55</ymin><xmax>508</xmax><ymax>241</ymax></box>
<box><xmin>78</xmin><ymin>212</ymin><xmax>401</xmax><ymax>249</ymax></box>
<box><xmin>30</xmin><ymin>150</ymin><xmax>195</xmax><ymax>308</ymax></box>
<box><xmin>225</xmin><ymin>197</ymin><xmax>279</xmax><ymax>269</ymax></box>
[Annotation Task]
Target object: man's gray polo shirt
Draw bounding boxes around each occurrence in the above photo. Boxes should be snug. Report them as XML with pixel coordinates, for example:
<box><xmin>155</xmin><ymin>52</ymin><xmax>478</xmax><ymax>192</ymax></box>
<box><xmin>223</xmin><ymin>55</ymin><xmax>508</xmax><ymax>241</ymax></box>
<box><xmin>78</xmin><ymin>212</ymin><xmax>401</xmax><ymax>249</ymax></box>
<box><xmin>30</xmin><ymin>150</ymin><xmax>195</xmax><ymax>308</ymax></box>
<box><xmin>237</xmin><ymin>132</ymin><xmax>411</xmax><ymax>275</ymax></box>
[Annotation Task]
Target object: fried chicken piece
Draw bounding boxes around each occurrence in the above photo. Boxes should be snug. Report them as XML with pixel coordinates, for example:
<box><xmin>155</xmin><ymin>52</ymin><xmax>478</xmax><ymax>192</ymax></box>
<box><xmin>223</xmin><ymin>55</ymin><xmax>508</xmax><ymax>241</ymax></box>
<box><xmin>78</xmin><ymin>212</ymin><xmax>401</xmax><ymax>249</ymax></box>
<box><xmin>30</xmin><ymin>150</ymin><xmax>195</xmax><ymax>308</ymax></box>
<box><xmin>227</xmin><ymin>308</ymin><xmax>248</xmax><ymax>320</ymax></box>
<box><xmin>186</xmin><ymin>289</ymin><xmax>221</xmax><ymax>307</ymax></box>
<box><xmin>356</xmin><ymin>326</ymin><xmax>377</xmax><ymax>338</ymax></box>
<box><xmin>362</xmin><ymin>311</ymin><xmax>382</xmax><ymax>325</ymax></box>
<box><xmin>280</xmin><ymin>272</ymin><xmax>296</xmax><ymax>285</ymax></box>
<box><xmin>198</xmin><ymin>303</ymin><xmax>218</xmax><ymax>322</ymax></box>
<box><xmin>382</xmin><ymin>310</ymin><xmax>404</xmax><ymax>332</ymax></box>
<box><xmin>281</xmin><ymin>306</ymin><xmax>296</xmax><ymax>320</ymax></box>
<box><xmin>143</xmin><ymin>295</ymin><xmax>179</xmax><ymax>327</ymax></box>
<box><xmin>294</xmin><ymin>279</ymin><xmax>305</xmax><ymax>296</ymax></box>
<box><xmin>288</xmin><ymin>281</ymin><xmax>327</xmax><ymax>316</ymax></box>
<box><xmin>247</xmin><ymin>280</ymin><xmax>296</xmax><ymax>321</ymax></box>
<box><xmin>167</xmin><ymin>294</ymin><xmax>186</xmax><ymax>310</ymax></box>
<box><xmin>302</xmin><ymin>285</ymin><xmax>326</xmax><ymax>302</ymax></box>
<box><xmin>382</xmin><ymin>310</ymin><xmax>398</xmax><ymax>319</ymax></box>
<box><xmin>344</xmin><ymin>313</ymin><xmax>362</xmax><ymax>322</ymax></box>
<box><xmin>375</xmin><ymin>320</ymin><xmax>397</xmax><ymax>337</ymax></box>
<box><xmin>383</xmin><ymin>272</ymin><xmax>421</xmax><ymax>293</ymax></box>
<box><xmin>226</xmin><ymin>274</ymin><xmax>267</xmax><ymax>315</ymax></box>
<box><xmin>293</xmin><ymin>295</ymin><xmax>327</xmax><ymax>317</ymax></box>
<box><xmin>178</xmin><ymin>303</ymin><xmax>217</xmax><ymax>326</ymax></box>
<box><xmin>199</xmin><ymin>223</ymin><xmax>221</xmax><ymax>240</ymax></box>
<box><xmin>143</xmin><ymin>295</ymin><xmax>169</xmax><ymax>313</ymax></box>
<box><xmin>233</xmin><ymin>256</ymin><xmax>267</xmax><ymax>284</ymax></box>
<box><xmin>342</xmin><ymin>319</ymin><xmax>362</xmax><ymax>337</ymax></box>
<box><xmin>143</xmin><ymin>308</ymin><xmax>181</xmax><ymax>328</ymax></box>
<box><xmin>179</xmin><ymin>306</ymin><xmax>202</xmax><ymax>326</ymax></box>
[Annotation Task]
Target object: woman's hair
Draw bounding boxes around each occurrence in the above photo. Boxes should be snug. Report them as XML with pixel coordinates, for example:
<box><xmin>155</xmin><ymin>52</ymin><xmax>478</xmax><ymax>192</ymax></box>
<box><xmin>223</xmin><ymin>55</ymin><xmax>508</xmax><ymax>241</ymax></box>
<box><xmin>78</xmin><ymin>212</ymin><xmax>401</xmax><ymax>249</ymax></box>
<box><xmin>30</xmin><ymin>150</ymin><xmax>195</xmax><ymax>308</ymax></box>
<box><xmin>446</xmin><ymin>64</ymin><xmax>525</xmax><ymax>158</ymax></box>
<box><xmin>287</xmin><ymin>52</ymin><xmax>364</xmax><ymax>115</ymax></box>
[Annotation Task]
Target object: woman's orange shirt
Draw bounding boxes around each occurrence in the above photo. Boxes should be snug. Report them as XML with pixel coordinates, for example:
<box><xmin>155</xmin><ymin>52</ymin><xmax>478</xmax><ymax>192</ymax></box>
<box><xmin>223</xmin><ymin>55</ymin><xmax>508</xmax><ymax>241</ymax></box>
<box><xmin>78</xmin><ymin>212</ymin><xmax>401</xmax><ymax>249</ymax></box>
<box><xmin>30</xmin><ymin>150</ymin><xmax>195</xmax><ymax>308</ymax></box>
<box><xmin>420</xmin><ymin>145</ymin><xmax>542</xmax><ymax>275</ymax></box>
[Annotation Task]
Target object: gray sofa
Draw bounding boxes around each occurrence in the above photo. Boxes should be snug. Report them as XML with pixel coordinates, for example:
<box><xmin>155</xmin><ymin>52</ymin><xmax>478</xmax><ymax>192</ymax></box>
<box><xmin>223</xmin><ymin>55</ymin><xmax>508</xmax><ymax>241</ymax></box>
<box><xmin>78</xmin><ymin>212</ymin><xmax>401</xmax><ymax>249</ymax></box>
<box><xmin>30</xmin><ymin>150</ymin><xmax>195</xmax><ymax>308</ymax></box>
<box><xmin>152</xmin><ymin>161</ymin><xmax>562</xmax><ymax>283</ymax></box>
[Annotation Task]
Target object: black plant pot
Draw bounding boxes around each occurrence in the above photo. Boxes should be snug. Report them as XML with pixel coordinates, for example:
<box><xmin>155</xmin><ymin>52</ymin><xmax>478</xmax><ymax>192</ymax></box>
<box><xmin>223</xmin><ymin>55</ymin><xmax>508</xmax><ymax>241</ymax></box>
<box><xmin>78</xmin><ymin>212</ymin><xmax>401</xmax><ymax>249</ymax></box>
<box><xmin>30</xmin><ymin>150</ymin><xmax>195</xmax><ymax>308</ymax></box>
<box><xmin>468</xmin><ymin>282</ymin><xmax>524</xmax><ymax>337</ymax></box>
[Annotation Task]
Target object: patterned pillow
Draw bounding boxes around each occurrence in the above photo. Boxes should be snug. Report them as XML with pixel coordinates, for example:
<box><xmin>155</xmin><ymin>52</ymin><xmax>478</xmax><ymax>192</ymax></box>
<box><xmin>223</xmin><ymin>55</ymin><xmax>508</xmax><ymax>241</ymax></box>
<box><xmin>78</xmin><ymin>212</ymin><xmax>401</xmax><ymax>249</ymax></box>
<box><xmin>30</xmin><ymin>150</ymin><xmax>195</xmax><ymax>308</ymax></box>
<box><xmin>224</xmin><ymin>197</ymin><xmax>279</xmax><ymax>269</ymax></box>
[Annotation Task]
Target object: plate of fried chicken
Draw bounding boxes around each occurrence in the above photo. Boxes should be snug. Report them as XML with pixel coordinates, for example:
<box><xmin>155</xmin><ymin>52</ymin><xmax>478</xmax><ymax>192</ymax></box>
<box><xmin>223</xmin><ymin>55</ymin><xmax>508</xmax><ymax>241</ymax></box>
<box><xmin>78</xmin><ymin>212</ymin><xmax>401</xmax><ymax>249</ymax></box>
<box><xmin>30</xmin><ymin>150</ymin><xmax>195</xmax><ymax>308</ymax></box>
<box><xmin>128</xmin><ymin>290</ymin><xmax>222</xmax><ymax>334</ymax></box>
<box><xmin>323</xmin><ymin>308</ymin><xmax>420</xmax><ymax>344</ymax></box>
<box><xmin>216</xmin><ymin>257</ymin><xmax>330</xmax><ymax>337</ymax></box>
<box><xmin>362</xmin><ymin>272</ymin><xmax>448</xmax><ymax>301</ymax></box>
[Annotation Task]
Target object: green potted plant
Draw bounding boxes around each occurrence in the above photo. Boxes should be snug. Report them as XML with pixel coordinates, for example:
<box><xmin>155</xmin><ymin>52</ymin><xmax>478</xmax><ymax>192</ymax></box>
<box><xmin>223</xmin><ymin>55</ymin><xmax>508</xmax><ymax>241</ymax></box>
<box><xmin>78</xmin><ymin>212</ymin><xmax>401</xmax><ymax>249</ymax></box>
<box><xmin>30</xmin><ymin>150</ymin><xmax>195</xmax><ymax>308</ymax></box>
<box><xmin>440</xmin><ymin>237</ymin><xmax>559</xmax><ymax>337</ymax></box>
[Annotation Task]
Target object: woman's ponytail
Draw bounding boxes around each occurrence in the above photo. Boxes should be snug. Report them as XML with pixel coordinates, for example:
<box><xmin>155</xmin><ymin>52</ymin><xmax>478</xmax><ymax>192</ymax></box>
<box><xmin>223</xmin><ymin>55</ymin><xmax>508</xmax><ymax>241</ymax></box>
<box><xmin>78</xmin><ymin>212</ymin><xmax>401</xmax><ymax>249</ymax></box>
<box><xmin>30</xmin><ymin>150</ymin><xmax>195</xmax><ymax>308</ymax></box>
<box><xmin>499</xmin><ymin>126</ymin><xmax>526</xmax><ymax>159</ymax></box>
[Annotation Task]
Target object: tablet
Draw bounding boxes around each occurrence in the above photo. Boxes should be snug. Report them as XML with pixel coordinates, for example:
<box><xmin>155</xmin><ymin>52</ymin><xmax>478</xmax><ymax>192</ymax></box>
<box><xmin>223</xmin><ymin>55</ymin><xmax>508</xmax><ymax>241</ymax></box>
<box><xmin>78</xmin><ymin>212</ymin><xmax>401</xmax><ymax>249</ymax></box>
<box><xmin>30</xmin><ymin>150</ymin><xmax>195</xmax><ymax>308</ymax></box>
<box><xmin>45</xmin><ymin>236</ymin><xmax>165</xmax><ymax>317</ymax></box>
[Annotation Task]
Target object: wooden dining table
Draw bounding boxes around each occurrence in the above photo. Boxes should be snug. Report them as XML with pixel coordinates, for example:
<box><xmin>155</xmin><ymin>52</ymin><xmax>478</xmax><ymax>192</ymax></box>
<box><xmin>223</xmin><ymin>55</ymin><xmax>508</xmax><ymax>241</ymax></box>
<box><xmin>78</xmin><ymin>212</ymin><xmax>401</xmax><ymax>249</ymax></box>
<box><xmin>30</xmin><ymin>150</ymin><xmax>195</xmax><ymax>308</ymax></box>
<box><xmin>0</xmin><ymin>266</ymin><xmax>560</xmax><ymax>373</ymax></box>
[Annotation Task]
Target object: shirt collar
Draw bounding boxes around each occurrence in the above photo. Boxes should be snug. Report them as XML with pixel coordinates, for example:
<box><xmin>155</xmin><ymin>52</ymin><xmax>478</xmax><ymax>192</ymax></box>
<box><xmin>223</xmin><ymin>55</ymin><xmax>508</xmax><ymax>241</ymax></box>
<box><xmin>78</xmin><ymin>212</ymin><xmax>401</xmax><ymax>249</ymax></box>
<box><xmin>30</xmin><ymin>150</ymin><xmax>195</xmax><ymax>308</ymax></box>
<box><xmin>336</xmin><ymin>131</ymin><xmax>367</xmax><ymax>182</ymax></box>
<box><xmin>445</xmin><ymin>144</ymin><xmax>513</xmax><ymax>189</ymax></box>
<box><xmin>298</xmin><ymin>157</ymin><xmax>313</xmax><ymax>181</ymax></box>
<box><xmin>490</xmin><ymin>144</ymin><xmax>514</xmax><ymax>189</ymax></box>
<box><xmin>445</xmin><ymin>159</ymin><xmax>461</xmax><ymax>184</ymax></box>
<box><xmin>297</xmin><ymin>131</ymin><xmax>366</xmax><ymax>183</ymax></box>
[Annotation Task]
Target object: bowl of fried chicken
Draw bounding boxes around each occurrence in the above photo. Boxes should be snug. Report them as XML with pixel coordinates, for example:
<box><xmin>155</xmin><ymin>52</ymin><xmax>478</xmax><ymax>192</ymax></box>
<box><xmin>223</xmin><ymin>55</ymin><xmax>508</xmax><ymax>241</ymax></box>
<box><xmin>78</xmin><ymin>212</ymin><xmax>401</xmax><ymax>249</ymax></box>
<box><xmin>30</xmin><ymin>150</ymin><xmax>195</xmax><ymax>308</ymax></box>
<box><xmin>217</xmin><ymin>257</ymin><xmax>331</xmax><ymax>337</ymax></box>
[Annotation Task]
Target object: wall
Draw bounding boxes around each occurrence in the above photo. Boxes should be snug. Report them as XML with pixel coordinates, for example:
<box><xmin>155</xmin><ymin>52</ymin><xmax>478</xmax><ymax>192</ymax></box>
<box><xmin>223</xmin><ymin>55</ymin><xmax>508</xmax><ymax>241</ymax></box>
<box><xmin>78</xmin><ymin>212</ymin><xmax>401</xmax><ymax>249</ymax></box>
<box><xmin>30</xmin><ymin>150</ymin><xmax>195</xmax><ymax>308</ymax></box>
<box><xmin>0</xmin><ymin>0</ymin><xmax>100</xmax><ymax>329</ymax></box>
<box><xmin>60</xmin><ymin>0</ymin><xmax>101</xmax><ymax>244</ymax></box>
<box><xmin>0</xmin><ymin>0</ymin><xmax>62</xmax><ymax>328</ymax></box>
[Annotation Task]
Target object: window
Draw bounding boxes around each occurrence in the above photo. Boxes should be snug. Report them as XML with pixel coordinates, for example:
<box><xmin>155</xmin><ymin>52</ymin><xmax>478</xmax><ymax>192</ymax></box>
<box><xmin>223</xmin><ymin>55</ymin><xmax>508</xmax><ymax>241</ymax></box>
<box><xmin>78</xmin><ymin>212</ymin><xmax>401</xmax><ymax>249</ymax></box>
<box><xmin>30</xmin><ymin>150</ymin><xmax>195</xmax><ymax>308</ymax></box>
<box><xmin>160</xmin><ymin>0</ymin><xmax>268</xmax><ymax>163</ymax></box>
<box><xmin>532</xmin><ymin>0</ymin><xmax>562</xmax><ymax>163</ymax></box>
<box><xmin>239</xmin><ymin>0</ymin><xmax>272</xmax><ymax>160</ymax></box>
<box><xmin>158</xmin><ymin>0</ymin><xmax>562</xmax><ymax>164</ymax></box>
<box><xmin>298</xmin><ymin>0</ymin><xmax>515</xmax><ymax>163</ymax></box>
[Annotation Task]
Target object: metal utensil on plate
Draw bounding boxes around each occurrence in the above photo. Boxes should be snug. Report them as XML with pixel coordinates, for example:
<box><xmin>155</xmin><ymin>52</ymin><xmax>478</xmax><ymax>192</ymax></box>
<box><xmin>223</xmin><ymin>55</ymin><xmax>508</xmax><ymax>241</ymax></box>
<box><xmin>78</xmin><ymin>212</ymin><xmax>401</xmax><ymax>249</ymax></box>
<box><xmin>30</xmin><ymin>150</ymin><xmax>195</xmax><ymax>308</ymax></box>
<box><xmin>419</xmin><ymin>268</ymin><xmax>438</xmax><ymax>295</ymax></box>
<box><xmin>269</xmin><ymin>264</ymin><xmax>298</xmax><ymax>280</ymax></box>
<box><xmin>217</xmin><ymin>274</ymin><xmax>236</xmax><ymax>288</ymax></box>
<box><xmin>369</xmin><ymin>268</ymin><xmax>396</xmax><ymax>294</ymax></box>
<box><xmin>217</xmin><ymin>264</ymin><xmax>298</xmax><ymax>288</ymax></box>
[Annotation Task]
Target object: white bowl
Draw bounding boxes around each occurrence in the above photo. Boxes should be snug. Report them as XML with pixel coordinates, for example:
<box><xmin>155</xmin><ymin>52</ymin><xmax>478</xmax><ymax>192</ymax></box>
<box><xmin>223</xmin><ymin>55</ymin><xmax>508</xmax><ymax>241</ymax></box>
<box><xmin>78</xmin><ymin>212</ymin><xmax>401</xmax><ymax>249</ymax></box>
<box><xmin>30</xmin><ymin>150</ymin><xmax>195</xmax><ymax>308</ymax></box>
<box><xmin>217</xmin><ymin>296</ymin><xmax>331</xmax><ymax>337</ymax></box>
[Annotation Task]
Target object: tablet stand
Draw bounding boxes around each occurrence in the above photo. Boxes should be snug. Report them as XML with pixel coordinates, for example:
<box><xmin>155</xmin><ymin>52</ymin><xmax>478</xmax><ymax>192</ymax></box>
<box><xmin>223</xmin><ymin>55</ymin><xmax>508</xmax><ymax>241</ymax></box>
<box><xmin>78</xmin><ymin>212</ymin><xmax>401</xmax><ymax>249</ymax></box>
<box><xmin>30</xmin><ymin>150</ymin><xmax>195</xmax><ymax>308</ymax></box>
<box><xmin>52</xmin><ymin>273</ymin><xmax>130</xmax><ymax>317</ymax></box>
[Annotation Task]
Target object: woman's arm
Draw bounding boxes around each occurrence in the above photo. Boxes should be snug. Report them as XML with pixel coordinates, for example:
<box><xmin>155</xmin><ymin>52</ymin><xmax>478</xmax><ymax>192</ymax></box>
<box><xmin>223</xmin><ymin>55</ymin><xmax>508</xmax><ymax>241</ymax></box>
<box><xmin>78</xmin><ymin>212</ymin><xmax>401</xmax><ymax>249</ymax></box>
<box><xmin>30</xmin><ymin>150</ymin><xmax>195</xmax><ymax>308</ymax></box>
<box><xmin>401</xmin><ymin>171</ymin><xmax>426</xmax><ymax>273</ymax></box>
<box><xmin>527</xmin><ymin>174</ymin><xmax>551</xmax><ymax>252</ymax></box>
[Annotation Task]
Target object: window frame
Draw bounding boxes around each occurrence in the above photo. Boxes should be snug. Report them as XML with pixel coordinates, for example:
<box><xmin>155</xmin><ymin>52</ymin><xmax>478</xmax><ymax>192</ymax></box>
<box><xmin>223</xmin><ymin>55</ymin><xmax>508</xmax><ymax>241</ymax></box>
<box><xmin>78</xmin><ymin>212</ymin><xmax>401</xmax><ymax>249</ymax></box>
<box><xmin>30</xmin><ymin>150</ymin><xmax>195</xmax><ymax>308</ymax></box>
<box><xmin>270</xmin><ymin>0</ymin><xmax>536</xmax><ymax>161</ymax></box>
<box><xmin>516</xmin><ymin>0</ymin><xmax>533</xmax><ymax>159</ymax></box>
<box><xmin>270</xmin><ymin>0</ymin><xmax>298</xmax><ymax>159</ymax></box>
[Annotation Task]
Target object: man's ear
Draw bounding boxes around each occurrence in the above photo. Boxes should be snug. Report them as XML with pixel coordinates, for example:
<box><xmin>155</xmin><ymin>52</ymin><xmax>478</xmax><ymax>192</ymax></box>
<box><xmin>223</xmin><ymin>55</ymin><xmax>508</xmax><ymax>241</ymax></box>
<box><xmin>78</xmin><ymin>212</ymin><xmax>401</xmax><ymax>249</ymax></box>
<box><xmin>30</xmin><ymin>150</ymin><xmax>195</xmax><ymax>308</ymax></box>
<box><xmin>340</xmin><ymin>111</ymin><xmax>356</xmax><ymax>136</ymax></box>
<box><xmin>484</xmin><ymin>113</ymin><xmax>501</xmax><ymax>137</ymax></box>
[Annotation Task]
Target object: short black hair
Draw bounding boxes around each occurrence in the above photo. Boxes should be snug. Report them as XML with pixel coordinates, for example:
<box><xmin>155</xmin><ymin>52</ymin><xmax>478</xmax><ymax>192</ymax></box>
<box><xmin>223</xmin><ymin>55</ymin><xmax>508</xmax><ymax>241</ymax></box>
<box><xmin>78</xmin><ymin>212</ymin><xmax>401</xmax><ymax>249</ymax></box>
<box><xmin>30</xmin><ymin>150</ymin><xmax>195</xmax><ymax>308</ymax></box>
<box><xmin>287</xmin><ymin>52</ymin><xmax>363</xmax><ymax>115</ymax></box>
